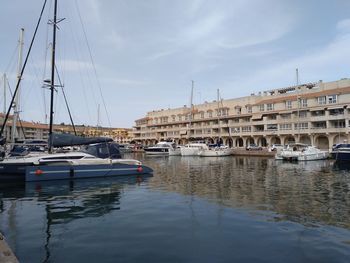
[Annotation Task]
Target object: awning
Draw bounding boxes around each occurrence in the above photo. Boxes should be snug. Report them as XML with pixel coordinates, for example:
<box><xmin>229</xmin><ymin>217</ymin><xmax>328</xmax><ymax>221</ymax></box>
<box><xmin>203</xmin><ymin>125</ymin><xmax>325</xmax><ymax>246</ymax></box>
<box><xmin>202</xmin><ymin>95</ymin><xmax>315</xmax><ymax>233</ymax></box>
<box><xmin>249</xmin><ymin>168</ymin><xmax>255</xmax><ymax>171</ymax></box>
<box><xmin>251</xmin><ymin>114</ymin><xmax>263</xmax><ymax>120</ymax></box>
<box><xmin>309</xmin><ymin>107</ymin><xmax>326</xmax><ymax>112</ymax></box>
<box><xmin>180</xmin><ymin>130</ymin><xmax>187</xmax><ymax>135</ymax></box>
<box><xmin>326</xmin><ymin>105</ymin><xmax>345</xmax><ymax>110</ymax></box>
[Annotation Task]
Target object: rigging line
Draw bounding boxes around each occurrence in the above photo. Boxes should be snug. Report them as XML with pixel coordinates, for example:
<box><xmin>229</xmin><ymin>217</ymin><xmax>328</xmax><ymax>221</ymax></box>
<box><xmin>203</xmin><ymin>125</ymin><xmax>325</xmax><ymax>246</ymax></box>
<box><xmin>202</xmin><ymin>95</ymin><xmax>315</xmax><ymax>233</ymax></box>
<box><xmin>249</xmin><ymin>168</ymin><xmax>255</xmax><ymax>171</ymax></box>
<box><xmin>65</xmin><ymin>8</ymin><xmax>93</xmax><ymax>125</ymax></box>
<box><xmin>54</xmin><ymin>65</ymin><xmax>77</xmax><ymax>135</ymax></box>
<box><xmin>2</xmin><ymin>43</ymin><xmax>19</xmax><ymax>74</ymax></box>
<box><xmin>17</xmin><ymin>117</ymin><xmax>27</xmax><ymax>140</ymax></box>
<box><xmin>0</xmin><ymin>0</ymin><xmax>49</xmax><ymax>138</ymax></box>
<box><xmin>74</xmin><ymin>0</ymin><xmax>112</xmax><ymax>128</ymax></box>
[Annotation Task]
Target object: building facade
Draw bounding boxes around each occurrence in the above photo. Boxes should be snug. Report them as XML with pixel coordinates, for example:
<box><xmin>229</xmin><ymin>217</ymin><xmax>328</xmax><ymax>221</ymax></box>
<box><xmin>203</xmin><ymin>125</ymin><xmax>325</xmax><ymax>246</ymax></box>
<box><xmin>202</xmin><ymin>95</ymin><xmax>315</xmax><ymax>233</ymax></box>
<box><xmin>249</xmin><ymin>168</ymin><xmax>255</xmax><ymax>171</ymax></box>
<box><xmin>133</xmin><ymin>79</ymin><xmax>350</xmax><ymax>150</ymax></box>
<box><xmin>0</xmin><ymin>114</ymin><xmax>132</xmax><ymax>144</ymax></box>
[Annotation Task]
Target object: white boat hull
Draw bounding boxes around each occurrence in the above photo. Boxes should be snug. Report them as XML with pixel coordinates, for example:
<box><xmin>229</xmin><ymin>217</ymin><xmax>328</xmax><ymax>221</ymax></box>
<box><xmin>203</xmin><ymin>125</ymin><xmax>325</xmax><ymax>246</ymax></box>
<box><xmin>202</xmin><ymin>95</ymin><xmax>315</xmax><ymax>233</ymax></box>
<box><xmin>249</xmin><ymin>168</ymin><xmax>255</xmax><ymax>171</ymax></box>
<box><xmin>199</xmin><ymin>148</ymin><xmax>233</xmax><ymax>157</ymax></box>
<box><xmin>181</xmin><ymin>148</ymin><xmax>200</xmax><ymax>156</ymax></box>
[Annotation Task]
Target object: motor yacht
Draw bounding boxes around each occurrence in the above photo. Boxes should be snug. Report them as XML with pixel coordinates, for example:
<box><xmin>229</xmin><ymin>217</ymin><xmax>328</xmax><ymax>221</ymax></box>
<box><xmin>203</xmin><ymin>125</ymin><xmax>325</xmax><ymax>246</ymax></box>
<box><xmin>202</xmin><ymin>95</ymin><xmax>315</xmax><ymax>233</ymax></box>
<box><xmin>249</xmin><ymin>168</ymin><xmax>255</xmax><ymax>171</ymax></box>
<box><xmin>280</xmin><ymin>143</ymin><xmax>329</xmax><ymax>161</ymax></box>
<box><xmin>144</xmin><ymin>142</ymin><xmax>181</xmax><ymax>156</ymax></box>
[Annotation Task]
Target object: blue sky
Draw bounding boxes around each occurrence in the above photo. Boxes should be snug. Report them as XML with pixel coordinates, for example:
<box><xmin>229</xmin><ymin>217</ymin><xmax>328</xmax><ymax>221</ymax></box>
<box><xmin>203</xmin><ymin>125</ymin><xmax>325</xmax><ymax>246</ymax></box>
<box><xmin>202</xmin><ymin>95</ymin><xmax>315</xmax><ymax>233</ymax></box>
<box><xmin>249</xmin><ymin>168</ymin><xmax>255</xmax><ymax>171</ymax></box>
<box><xmin>1</xmin><ymin>0</ymin><xmax>350</xmax><ymax>128</ymax></box>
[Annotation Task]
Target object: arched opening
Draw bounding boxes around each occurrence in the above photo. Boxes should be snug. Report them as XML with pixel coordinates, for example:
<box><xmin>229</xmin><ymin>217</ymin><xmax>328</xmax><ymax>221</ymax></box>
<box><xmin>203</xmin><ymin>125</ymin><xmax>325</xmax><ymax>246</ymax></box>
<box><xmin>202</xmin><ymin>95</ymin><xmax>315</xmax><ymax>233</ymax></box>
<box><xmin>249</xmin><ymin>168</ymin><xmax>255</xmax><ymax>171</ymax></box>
<box><xmin>236</xmin><ymin>138</ymin><xmax>244</xmax><ymax>147</ymax></box>
<box><xmin>207</xmin><ymin>138</ymin><xmax>214</xmax><ymax>144</ymax></box>
<box><xmin>246</xmin><ymin>137</ymin><xmax>254</xmax><ymax>147</ymax></box>
<box><xmin>284</xmin><ymin>136</ymin><xmax>295</xmax><ymax>145</ymax></box>
<box><xmin>333</xmin><ymin>134</ymin><xmax>348</xmax><ymax>145</ymax></box>
<box><xmin>216</xmin><ymin>138</ymin><xmax>223</xmax><ymax>145</ymax></box>
<box><xmin>315</xmin><ymin>135</ymin><xmax>329</xmax><ymax>150</ymax></box>
<box><xmin>299</xmin><ymin>135</ymin><xmax>311</xmax><ymax>145</ymax></box>
<box><xmin>226</xmin><ymin>138</ymin><xmax>233</xmax><ymax>147</ymax></box>
<box><xmin>270</xmin><ymin>136</ymin><xmax>281</xmax><ymax>145</ymax></box>
<box><xmin>257</xmin><ymin>137</ymin><xmax>267</xmax><ymax>147</ymax></box>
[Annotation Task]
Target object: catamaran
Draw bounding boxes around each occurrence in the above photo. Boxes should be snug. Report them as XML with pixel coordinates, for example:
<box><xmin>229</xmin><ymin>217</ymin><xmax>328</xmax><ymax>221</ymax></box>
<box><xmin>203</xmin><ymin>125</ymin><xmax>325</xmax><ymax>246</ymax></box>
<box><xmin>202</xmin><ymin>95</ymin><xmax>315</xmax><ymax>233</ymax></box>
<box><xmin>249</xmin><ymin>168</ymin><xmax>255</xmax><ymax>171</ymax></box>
<box><xmin>0</xmin><ymin>0</ymin><xmax>152</xmax><ymax>182</ymax></box>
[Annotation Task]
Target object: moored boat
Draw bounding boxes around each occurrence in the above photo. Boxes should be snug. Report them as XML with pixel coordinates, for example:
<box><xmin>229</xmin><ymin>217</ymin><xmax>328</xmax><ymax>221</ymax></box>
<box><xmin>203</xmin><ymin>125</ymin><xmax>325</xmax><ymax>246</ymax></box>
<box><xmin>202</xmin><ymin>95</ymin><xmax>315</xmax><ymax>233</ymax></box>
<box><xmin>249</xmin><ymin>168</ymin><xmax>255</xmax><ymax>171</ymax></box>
<box><xmin>331</xmin><ymin>143</ymin><xmax>350</xmax><ymax>161</ymax></box>
<box><xmin>199</xmin><ymin>145</ymin><xmax>233</xmax><ymax>157</ymax></box>
<box><xmin>280</xmin><ymin>143</ymin><xmax>329</xmax><ymax>161</ymax></box>
<box><xmin>144</xmin><ymin>141</ymin><xmax>181</xmax><ymax>156</ymax></box>
<box><xmin>180</xmin><ymin>142</ymin><xmax>208</xmax><ymax>156</ymax></box>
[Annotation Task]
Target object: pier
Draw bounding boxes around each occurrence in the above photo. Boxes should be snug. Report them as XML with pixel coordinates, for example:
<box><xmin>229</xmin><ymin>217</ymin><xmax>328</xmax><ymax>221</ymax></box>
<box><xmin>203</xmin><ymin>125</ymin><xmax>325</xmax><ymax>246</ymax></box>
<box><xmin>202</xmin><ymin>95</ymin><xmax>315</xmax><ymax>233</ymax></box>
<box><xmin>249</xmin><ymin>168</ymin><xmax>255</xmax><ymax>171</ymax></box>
<box><xmin>0</xmin><ymin>233</ymin><xmax>19</xmax><ymax>263</ymax></box>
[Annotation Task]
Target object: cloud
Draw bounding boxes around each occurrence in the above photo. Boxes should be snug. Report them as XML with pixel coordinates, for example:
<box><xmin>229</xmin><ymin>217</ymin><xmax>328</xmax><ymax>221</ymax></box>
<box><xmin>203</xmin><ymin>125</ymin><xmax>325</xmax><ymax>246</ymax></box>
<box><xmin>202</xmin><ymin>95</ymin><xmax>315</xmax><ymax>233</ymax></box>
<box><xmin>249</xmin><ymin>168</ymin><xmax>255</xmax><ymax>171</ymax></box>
<box><xmin>56</xmin><ymin>59</ymin><xmax>93</xmax><ymax>72</ymax></box>
<box><xmin>223</xmin><ymin>21</ymin><xmax>350</xmax><ymax>95</ymax></box>
<box><xmin>336</xmin><ymin>19</ymin><xmax>350</xmax><ymax>33</ymax></box>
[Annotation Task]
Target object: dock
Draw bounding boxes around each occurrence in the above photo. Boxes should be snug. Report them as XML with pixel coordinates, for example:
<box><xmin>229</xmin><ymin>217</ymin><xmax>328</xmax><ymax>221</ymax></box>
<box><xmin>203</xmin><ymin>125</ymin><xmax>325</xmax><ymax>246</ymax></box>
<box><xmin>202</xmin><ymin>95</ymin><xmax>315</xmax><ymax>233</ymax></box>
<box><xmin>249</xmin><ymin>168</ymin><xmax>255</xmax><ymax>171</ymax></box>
<box><xmin>0</xmin><ymin>233</ymin><xmax>19</xmax><ymax>263</ymax></box>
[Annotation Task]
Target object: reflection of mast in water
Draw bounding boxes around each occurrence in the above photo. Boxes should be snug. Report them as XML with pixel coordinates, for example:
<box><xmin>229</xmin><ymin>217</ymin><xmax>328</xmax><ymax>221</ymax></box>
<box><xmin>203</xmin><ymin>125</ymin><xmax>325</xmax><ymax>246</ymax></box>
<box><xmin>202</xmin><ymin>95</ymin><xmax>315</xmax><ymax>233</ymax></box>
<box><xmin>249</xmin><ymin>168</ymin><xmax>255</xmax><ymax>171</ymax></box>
<box><xmin>37</xmin><ymin>179</ymin><xmax>124</xmax><ymax>263</ymax></box>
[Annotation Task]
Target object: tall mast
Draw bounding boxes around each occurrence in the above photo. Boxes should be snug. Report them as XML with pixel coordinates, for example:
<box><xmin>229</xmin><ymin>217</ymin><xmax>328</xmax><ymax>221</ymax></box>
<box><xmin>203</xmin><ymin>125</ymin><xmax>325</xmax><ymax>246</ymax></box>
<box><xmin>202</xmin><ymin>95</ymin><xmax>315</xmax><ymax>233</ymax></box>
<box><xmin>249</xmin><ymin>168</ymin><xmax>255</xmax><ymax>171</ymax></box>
<box><xmin>11</xmin><ymin>28</ymin><xmax>24</xmax><ymax>144</ymax></box>
<box><xmin>3</xmin><ymin>74</ymin><xmax>6</xmax><ymax>115</ymax></box>
<box><xmin>217</xmin><ymin>89</ymin><xmax>220</xmax><ymax>145</ymax></box>
<box><xmin>296</xmin><ymin>68</ymin><xmax>300</xmax><ymax>142</ymax></box>
<box><xmin>48</xmin><ymin>0</ymin><xmax>58</xmax><ymax>153</ymax></box>
<box><xmin>188</xmin><ymin>80</ymin><xmax>194</xmax><ymax>140</ymax></box>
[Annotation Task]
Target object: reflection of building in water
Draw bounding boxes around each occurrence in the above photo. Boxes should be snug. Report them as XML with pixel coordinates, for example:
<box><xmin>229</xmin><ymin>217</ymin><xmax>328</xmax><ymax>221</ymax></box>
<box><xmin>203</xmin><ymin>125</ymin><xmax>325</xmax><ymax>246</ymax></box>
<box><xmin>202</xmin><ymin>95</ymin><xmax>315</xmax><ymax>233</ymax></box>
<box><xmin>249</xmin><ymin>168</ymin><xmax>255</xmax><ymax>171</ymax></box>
<box><xmin>149</xmin><ymin>157</ymin><xmax>350</xmax><ymax>229</ymax></box>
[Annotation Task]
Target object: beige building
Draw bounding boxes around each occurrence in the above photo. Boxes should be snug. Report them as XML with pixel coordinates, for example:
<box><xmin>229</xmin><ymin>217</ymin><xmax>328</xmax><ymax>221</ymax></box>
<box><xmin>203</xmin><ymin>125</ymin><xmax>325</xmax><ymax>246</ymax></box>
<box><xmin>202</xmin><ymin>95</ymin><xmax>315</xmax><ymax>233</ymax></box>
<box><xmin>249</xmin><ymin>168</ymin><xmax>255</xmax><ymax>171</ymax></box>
<box><xmin>0</xmin><ymin>114</ymin><xmax>132</xmax><ymax>143</ymax></box>
<box><xmin>133</xmin><ymin>78</ymin><xmax>350</xmax><ymax>150</ymax></box>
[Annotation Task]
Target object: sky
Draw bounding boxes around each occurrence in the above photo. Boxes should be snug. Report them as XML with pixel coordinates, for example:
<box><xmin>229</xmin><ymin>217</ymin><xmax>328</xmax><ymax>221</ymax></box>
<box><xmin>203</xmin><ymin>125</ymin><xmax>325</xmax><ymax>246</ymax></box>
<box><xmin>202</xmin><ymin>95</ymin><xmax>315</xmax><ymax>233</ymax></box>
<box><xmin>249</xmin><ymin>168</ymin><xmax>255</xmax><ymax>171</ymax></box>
<box><xmin>1</xmin><ymin>0</ymin><xmax>350</xmax><ymax>128</ymax></box>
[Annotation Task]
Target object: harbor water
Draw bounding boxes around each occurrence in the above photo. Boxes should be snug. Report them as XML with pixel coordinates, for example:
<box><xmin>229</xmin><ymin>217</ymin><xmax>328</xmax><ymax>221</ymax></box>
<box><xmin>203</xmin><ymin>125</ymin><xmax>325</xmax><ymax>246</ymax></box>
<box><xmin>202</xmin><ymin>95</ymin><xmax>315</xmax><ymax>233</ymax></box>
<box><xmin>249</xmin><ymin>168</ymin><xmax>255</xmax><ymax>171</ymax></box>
<box><xmin>0</xmin><ymin>155</ymin><xmax>350</xmax><ymax>262</ymax></box>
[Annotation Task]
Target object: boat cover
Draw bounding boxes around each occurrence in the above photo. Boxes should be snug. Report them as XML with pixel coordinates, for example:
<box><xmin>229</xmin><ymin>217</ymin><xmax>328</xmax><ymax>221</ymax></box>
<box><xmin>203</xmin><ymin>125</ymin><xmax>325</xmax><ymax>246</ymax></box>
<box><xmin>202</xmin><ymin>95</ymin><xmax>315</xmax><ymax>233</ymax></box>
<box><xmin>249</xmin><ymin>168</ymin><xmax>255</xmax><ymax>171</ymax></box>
<box><xmin>0</xmin><ymin>137</ymin><xmax>6</xmax><ymax>145</ymax></box>
<box><xmin>50</xmin><ymin>133</ymin><xmax>113</xmax><ymax>147</ymax></box>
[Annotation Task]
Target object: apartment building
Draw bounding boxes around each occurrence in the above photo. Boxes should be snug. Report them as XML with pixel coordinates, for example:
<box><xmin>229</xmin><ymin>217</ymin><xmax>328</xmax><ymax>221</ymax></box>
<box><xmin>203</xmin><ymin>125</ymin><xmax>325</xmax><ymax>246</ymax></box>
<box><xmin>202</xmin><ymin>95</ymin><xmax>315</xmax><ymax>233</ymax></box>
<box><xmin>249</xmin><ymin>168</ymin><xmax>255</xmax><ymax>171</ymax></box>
<box><xmin>0</xmin><ymin>114</ymin><xmax>132</xmax><ymax>143</ymax></box>
<box><xmin>133</xmin><ymin>78</ymin><xmax>350</xmax><ymax>150</ymax></box>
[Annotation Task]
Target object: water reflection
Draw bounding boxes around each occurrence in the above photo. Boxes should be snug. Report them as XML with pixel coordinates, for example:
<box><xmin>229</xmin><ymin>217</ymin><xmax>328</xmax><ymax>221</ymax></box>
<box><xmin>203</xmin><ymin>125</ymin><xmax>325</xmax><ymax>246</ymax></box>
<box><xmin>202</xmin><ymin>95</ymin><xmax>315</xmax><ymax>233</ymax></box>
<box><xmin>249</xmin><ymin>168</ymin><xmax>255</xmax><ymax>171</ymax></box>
<box><xmin>147</xmin><ymin>156</ymin><xmax>350</xmax><ymax>229</ymax></box>
<box><xmin>0</xmin><ymin>175</ymin><xmax>151</xmax><ymax>263</ymax></box>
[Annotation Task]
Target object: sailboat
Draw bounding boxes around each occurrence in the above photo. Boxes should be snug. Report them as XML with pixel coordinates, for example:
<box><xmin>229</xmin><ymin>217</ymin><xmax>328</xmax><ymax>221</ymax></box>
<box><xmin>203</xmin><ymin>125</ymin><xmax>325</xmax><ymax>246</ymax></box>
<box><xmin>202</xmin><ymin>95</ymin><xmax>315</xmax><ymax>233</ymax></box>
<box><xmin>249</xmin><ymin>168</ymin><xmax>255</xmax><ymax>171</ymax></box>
<box><xmin>199</xmin><ymin>89</ymin><xmax>233</xmax><ymax>157</ymax></box>
<box><xmin>0</xmin><ymin>0</ymin><xmax>153</xmax><ymax>182</ymax></box>
<box><xmin>180</xmin><ymin>81</ymin><xmax>208</xmax><ymax>156</ymax></box>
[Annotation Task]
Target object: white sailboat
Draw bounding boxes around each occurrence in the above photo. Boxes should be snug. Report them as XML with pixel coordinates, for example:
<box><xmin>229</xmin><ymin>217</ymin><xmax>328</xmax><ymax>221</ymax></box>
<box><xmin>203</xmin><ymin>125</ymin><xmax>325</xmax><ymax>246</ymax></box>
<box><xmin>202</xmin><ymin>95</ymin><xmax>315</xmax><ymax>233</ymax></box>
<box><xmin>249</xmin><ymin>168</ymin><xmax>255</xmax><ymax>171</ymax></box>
<box><xmin>180</xmin><ymin>81</ymin><xmax>208</xmax><ymax>156</ymax></box>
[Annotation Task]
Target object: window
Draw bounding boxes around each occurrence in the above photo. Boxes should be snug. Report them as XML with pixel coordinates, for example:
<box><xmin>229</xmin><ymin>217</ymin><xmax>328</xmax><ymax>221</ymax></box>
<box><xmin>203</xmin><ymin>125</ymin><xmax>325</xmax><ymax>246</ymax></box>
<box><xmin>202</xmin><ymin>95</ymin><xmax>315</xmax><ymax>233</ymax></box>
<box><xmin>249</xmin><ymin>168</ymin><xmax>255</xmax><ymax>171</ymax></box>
<box><xmin>279</xmin><ymin>123</ymin><xmax>291</xmax><ymax>130</ymax></box>
<box><xmin>216</xmin><ymin>109</ymin><xmax>221</xmax><ymax>117</ymax></box>
<box><xmin>328</xmin><ymin>95</ymin><xmax>337</xmax><ymax>104</ymax></box>
<box><xmin>200</xmin><ymin>112</ymin><xmax>204</xmax><ymax>119</ymax></box>
<box><xmin>172</xmin><ymin>115</ymin><xmax>176</xmax><ymax>122</ymax></box>
<box><xmin>299</xmin><ymin>99</ymin><xmax>307</xmax><ymax>108</ymax></box>
<box><xmin>294</xmin><ymin>122</ymin><xmax>308</xmax><ymax>130</ymax></box>
<box><xmin>280</xmin><ymin>113</ymin><xmax>291</xmax><ymax>119</ymax></box>
<box><xmin>208</xmin><ymin>111</ymin><xmax>212</xmax><ymax>118</ymax></box>
<box><xmin>246</xmin><ymin>106</ymin><xmax>252</xmax><ymax>113</ymax></box>
<box><xmin>242</xmin><ymin>126</ymin><xmax>251</xmax><ymax>132</ymax></box>
<box><xmin>266</xmin><ymin>103</ymin><xmax>274</xmax><ymax>111</ymax></box>
<box><xmin>178</xmin><ymin>115</ymin><xmax>182</xmax><ymax>121</ymax></box>
<box><xmin>259</xmin><ymin>104</ymin><xmax>264</xmax><ymax>111</ymax></box>
<box><xmin>318</xmin><ymin>96</ymin><xmax>326</xmax><ymax>105</ymax></box>
<box><xmin>285</xmin><ymin>100</ymin><xmax>292</xmax><ymax>109</ymax></box>
<box><xmin>298</xmin><ymin>111</ymin><xmax>307</xmax><ymax>118</ymax></box>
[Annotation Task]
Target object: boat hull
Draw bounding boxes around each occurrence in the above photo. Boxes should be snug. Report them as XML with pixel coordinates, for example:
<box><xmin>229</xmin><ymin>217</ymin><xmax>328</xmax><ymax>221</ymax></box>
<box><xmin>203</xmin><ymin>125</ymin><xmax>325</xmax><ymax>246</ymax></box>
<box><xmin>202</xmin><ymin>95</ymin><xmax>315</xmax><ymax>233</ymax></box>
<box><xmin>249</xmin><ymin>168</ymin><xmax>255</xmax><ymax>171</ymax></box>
<box><xmin>331</xmin><ymin>151</ymin><xmax>350</xmax><ymax>161</ymax></box>
<box><xmin>0</xmin><ymin>163</ymin><xmax>153</xmax><ymax>182</ymax></box>
<box><xmin>199</xmin><ymin>149</ymin><xmax>233</xmax><ymax>157</ymax></box>
<box><xmin>180</xmin><ymin>148</ymin><xmax>200</xmax><ymax>156</ymax></box>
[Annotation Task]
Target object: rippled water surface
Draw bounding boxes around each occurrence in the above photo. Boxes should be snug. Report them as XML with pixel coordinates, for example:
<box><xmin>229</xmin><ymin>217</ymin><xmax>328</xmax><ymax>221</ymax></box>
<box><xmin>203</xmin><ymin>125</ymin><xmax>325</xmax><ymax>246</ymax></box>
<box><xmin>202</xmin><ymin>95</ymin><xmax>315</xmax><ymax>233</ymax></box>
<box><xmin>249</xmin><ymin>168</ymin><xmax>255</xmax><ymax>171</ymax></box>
<box><xmin>1</xmin><ymin>155</ymin><xmax>350</xmax><ymax>263</ymax></box>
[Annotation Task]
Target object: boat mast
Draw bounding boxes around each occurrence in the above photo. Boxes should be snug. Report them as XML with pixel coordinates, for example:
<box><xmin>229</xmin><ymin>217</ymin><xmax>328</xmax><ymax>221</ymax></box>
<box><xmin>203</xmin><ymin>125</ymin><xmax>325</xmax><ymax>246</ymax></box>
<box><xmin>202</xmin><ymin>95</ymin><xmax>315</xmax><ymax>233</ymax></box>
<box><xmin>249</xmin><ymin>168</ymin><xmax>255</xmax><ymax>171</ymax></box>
<box><xmin>188</xmin><ymin>80</ymin><xmax>194</xmax><ymax>141</ymax></box>
<box><xmin>48</xmin><ymin>0</ymin><xmax>58</xmax><ymax>153</ymax></box>
<box><xmin>296</xmin><ymin>68</ymin><xmax>300</xmax><ymax>143</ymax></box>
<box><xmin>217</xmin><ymin>89</ymin><xmax>220</xmax><ymax>145</ymax></box>
<box><xmin>2</xmin><ymin>74</ymin><xmax>6</xmax><ymax>115</ymax></box>
<box><xmin>11</xmin><ymin>28</ymin><xmax>24</xmax><ymax>144</ymax></box>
